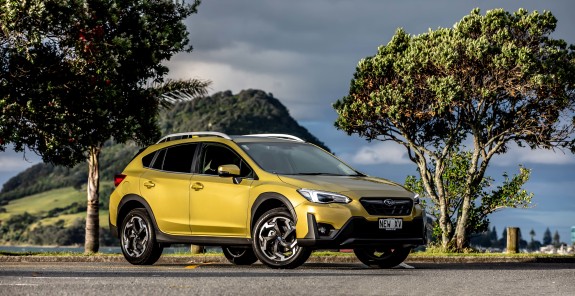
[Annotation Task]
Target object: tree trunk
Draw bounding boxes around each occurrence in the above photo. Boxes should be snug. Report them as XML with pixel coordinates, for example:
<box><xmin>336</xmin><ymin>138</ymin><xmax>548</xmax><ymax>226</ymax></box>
<box><xmin>438</xmin><ymin>197</ymin><xmax>450</xmax><ymax>249</ymax></box>
<box><xmin>453</xmin><ymin>195</ymin><xmax>471</xmax><ymax>250</ymax></box>
<box><xmin>85</xmin><ymin>146</ymin><xmax>101</xmax><ymax>253</ymax></box>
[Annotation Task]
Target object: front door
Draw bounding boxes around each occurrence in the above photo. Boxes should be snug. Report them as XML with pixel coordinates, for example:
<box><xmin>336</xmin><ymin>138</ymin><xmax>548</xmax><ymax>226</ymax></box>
<box><xmin>189</xmin><ymin>143</ymin><xmax>254</xmax><ymax>237</ymax></box>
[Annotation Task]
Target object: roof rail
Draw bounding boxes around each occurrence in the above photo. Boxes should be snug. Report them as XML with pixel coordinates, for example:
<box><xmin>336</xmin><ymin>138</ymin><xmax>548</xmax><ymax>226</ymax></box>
<box><xmin>246</xmin><ymin>134</ymin><xmax>305</xmax><ymax>142</ymax></box>
<box><xmin>156</xmin><ymin>132</ymin><xmax>231</xmax><ymax>144</ymax></box>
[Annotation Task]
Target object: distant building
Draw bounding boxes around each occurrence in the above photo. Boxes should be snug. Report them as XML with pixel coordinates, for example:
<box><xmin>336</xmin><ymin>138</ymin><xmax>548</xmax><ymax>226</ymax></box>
<box><xmin>572</xmin><ymin>226</ymin><xmax>575</xmax><ymax>245</ymax></box>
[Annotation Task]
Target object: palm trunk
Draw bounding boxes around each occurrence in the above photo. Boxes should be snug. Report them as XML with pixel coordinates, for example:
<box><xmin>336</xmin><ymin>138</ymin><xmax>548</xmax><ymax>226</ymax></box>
<box><xmin>85</xmin><ymin>146</ymin><xmax>101</xmax><ymax>253</ymax></box>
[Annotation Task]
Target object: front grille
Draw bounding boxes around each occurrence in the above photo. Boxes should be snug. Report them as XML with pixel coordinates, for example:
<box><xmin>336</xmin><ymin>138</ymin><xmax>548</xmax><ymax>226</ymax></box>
<box><xmin>360</xmin><ymin>198</ymin><xmax>413</xmax><ymax>216</ymax></box>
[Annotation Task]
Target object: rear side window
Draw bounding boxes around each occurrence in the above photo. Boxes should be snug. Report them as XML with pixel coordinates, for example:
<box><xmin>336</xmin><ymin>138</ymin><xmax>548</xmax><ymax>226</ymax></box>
<box><xmin>145</xmin><ymin>144</ymin><xmax>197</xmax><ymax>172</ymax></box>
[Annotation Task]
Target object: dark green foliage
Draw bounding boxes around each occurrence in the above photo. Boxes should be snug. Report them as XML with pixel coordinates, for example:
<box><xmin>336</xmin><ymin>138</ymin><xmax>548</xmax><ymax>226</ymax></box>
<box><xmin>0</xmin><ymin>214</ymin><xmax>117</xmax><ymax>246</ymax></box>
<box><xmin>543</xmin><ymin>227</ymin><xmax>552</xmax><ymax>246</ymax></box>
<box><xmin>0</xmin><ymin>0</ymin><xmax>203</xmax><ymax>164</ymax></box>
<box><xmin>161</xmin><ymin>89</ymin><xmax>330</xmax><ymax>151</ymax></box>
<box><xmin>99</xmin><ymin>225</ymin><xmax>119</xmax><ymax>246</ymax></box>
<box><xmin>1</xmin><ymin>89</ymin><xmax>329</xmax><ymax>201</ymax></box>
<box><xmin>1</xmin><ymin>0</ymin><xmax>207</xmax><ymax>253</ymax></box>
<box><xmin>45</xmin><ymin>202</ymin><xmax>87</xmax><ymax>218</ymax></box>
<box><xmin>489</xmin><ymin>227</ymin><xmax>498</xmax><ymax>242</ymax></box>
<box><xmin>0</xmin><ymin>141</ymin><xmax>139</xmax><ymax>201</ymax></box>
<box><xmin>0</xmin><ymin>212</ymin><xmax>38</xmax><ymax>243</ymax></box>
<box><xmin>470</xmin><ymin>227</ymin><xmax>501</xmax><ymax>249</ymax></box>
<box><xmin>405</xmin><ymin>149</ymin><xmax>533</xmax><ymax>247</ymax></box>
<box><xmin>335</xmin><ymin>8</ymin><xmax>575</xmax><ymax>251</ymax></box>
<box><xmin>26</xmin><ymin>219</ymin><xmax>86</xmax><ymax>246</ymax></box>
<box><xmin>553</xmin><ymin>230</ymin><xmax>561</xmax><ymax>247</ymax></box>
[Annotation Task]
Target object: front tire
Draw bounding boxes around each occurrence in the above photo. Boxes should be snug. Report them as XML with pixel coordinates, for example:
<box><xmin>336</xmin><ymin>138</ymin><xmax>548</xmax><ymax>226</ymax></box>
<box><xmin>120</xmin><ymin>208</ymin><xmax>163</xmax><ymax>265</ymax></box>
<box><xmin>354</xmin><ymin>247</ymin><xmax>411</xmax><ymax>268</ymax></box>
<box><xmin>252</xmin><ymin>208</ymin><xmax>311</xmax><ymax>269</ymax></box>
<box><xmin>222</xmin><ymin>246</ymin><xmax>258</xmax><ymax>265</ymax></box>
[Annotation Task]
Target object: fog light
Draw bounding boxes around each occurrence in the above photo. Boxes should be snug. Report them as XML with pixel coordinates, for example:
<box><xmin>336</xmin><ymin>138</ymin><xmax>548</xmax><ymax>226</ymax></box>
<box><xmin>317</xmin><ymin>223</ymin><xmax>334</xmax><ymax>236</ymax></box>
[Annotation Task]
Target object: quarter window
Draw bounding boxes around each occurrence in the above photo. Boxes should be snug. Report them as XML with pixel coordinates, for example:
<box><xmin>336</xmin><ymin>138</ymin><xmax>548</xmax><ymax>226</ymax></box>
<box><xmin>142</xmin><ymin>152</ymin><xmax>155</xmax><ymax>168</ymax></box>
<box><xmin>150</xmin><ymin>149</ymin><xmax>166</xmax><ymax>170</ymax></box>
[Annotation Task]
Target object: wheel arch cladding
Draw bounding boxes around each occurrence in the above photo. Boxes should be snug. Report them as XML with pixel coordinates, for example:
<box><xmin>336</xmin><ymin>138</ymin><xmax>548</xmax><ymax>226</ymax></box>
<box><xmin>116</xmin><ymin>194</ymin><xmax>158</xmax><ymax>238</ymax></box>
<box><xmin>251</xmin><ymin>192</ymin><xmax>297</xmax><ymax>231</ymax></box>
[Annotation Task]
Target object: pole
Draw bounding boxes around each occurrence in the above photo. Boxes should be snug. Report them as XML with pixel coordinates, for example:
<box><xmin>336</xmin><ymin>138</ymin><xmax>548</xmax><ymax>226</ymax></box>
<box><xmin>507</xmin><ymin>227</ymin><xmax>519</xmax><ymax>254</ymax></box>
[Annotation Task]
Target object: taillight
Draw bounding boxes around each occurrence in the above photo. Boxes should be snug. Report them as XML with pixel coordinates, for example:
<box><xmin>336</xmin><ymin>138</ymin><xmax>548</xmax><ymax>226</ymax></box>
<box><xmin>114</xmin><ymin>174</ymin><xmax>127</xmax><ymax>187</ymax></box>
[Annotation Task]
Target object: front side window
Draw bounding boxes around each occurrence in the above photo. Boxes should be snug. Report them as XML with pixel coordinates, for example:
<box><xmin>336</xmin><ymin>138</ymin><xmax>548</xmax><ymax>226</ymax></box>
<box><xmin>199</xmin><ymin>144</ymin><xmax>253</xmax><ymax>178</ymax></box>
<box><xmin>240</xmin><ymin>142</ymin><xmax>359</xmax><ymax>176</ymax></box>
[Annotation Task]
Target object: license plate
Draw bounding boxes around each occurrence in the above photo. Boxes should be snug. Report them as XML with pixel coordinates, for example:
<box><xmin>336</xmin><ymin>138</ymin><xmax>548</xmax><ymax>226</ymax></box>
<box><xmin>379</xmin><ymin>218</ymin><xmax>402</xmax><ymax>230</ymax></box>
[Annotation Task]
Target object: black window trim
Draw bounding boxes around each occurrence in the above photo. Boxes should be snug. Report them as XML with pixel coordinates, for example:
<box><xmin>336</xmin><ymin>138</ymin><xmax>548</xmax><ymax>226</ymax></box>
<box><xmin>143</xmin><ymin>143</ymin><xmax>200</xmax><ymax>174</ymax></box>
<box><xmin>196</xmin><ymin>142</ymin><xmax>257</xmax><ymax>180</ymax></box>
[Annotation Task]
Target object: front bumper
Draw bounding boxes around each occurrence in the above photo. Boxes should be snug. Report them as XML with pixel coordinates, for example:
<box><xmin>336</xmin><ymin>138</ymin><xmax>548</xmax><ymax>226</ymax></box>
<box><xmin>297</xmin><ymin>213</ymin><xmax>426</xmax><ymax>248</ymax></box>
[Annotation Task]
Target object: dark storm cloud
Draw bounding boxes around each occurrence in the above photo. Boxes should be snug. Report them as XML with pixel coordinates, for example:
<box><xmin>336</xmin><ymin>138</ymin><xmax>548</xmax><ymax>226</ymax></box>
<box><xmin>176</xmin><ymin>0</ymin><xmax>575</xmax><ymax>121</ymax></box>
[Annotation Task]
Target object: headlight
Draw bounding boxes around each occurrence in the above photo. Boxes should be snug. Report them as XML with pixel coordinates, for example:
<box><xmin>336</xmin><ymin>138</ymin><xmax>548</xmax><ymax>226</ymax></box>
<box><xmin>297</xmin><ymin>189</ymin><xmax>351</xmax><ymax>204</ymax></box>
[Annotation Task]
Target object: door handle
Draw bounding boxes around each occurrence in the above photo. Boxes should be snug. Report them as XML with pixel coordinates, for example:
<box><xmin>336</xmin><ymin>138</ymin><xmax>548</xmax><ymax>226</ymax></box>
<box><xmin>143</xmin><ymin>181</ymin><xmax>155</xmax><ymax>189</ymax></box>
<box><xmin>191</xmin><ymin>182</ymin><xmax>204</xmax><ymax>191</ymax></box>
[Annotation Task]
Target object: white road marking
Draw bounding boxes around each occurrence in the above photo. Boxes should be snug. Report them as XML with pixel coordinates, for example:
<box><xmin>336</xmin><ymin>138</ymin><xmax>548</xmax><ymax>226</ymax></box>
<box><xmin>397</xmin><ymin>263</ymin><xmax>415</xmax><ymax>269</ymax></box>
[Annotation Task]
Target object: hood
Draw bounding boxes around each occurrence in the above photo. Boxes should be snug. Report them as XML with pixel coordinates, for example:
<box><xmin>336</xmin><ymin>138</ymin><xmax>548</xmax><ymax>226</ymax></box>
<box><xmin>277</xmin><ymin>175</ymin><xmax>413</xmax><ymax>198</ymax></box>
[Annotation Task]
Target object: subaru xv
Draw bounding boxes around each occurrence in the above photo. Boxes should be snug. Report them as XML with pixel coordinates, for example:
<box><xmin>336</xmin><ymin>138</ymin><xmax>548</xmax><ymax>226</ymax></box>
<box><xmin>109</xmin><ymin>132</ymin><xmax>426</xmax><ymax>269</ymax></box>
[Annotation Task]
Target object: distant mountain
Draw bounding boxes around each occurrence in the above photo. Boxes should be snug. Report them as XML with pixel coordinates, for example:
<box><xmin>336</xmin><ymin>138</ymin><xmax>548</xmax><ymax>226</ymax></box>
<box><xmin>0</xmin><ymin>89</ymin><xmax>329</xmax><ymax>202</ymax></box>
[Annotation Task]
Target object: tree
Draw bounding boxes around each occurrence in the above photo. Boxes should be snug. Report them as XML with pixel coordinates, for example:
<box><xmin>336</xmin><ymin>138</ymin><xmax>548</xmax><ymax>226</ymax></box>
<box><xmin>499</xmin><ymin>227</ymin><xmax>507</xmax><ymax>248</ymax></box>
<box><xmin>543</xmin><ymin>227</ymin><xmax>552</xmax><ymax>246</ymax></box>
<box><xmin>490</xmin><ymin>226</ymin><xmax>498</xmax><ymax>242</ymax></box>
<box><xmin>553</xmin><ymin>230</ymin><xmax>561</xmax><ymax>247</ymax></box>
<box><xmin>527</xmin><ymin>228</ymin><xmax>543</xmax><ymax>251</ymax></box>
<box><xmin>405</xmin><ymin>149</ymin><xmax>532</xmax><ymax>247</ymax></box>
<box><xmin>1</xmin><ymin>0</ymin><xmax>209</xmax><ymax>252</ymax></box>
<box><xmin>529</xmin><ymin>228</ymin><xmax>536</xmax><ymax>243</ymax></box>
<box><xmin>334</xmin><ymin>8</ymin><xmax>575</xmax><ymax>251</ymax></box>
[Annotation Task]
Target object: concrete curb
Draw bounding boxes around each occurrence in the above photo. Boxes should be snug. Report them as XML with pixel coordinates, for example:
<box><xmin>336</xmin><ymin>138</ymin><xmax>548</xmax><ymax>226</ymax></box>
<box><xmin>1</xmin><ymin>254</ymin><xmax>574</xmax><ymax>264</ymax></box>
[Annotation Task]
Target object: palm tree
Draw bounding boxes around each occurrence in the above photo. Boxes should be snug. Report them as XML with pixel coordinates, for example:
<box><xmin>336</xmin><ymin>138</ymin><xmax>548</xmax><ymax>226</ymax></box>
<box><xmin>84</xmin><ymin>79</ymin><xmax>210</xmax><ymax>253</ymax></box>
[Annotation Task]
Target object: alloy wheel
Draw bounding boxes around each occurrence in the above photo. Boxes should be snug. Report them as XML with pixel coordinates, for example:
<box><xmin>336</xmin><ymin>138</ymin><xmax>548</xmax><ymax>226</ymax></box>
<box><xmin>122</xmin><ymin>216</ymin><xmax>149</xmax><ymax>258</ymax></box>
<box><xmin>256</xmin><ymin>216</ymin><xmax>299</xmax><ymax>262</ymax></box>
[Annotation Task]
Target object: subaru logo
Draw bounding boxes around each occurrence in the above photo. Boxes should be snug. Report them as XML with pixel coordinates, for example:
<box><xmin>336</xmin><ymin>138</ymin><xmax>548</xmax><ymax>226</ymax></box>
<box><xmin>383</xmin><ymin>199</ymin><xmax>395</xmax><ymax>207</ymax></box>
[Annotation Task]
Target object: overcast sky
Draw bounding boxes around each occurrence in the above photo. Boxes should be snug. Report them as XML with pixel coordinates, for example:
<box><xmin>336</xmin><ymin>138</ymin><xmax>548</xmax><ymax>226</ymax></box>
<box><xmin>1</xmin><ymin>0</ymin><xmax>574</xmax><ymax>245</ymax></box>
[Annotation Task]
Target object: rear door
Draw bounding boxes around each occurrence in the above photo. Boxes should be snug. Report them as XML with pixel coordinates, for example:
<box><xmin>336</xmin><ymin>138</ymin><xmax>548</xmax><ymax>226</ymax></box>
<box><xmin>139</xmin><ymin>143</ymin><xmax>198</xmax><ymax>235</ymax></box>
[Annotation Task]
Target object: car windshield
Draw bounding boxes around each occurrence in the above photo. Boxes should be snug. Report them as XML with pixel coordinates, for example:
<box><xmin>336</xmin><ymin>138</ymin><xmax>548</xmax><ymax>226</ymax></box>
<box><xmin>240</xmin><ymin>142</ymin><xmax>360</xmax><ymax>176</ymax></box>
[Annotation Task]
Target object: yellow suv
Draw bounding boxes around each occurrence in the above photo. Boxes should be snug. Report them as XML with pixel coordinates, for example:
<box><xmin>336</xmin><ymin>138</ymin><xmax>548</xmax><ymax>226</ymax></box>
<box><xmin>109</xmin><ymin>132</ymin><xmax>425</xmax><ymax>269</ymax></box>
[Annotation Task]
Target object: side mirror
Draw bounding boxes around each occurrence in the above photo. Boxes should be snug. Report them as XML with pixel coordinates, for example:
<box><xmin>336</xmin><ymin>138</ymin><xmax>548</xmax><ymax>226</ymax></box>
<box><xmin>218</xmin><ymin>164</ymin><xmax>241</xmax><ymax>177</ymax></box>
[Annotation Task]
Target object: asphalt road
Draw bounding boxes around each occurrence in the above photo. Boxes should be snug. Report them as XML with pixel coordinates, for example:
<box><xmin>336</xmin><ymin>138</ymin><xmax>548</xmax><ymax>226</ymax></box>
<box><xmin>1</xmin><ymin>261</ymin><xmax>574</xmax><ymax>296</ymax></box>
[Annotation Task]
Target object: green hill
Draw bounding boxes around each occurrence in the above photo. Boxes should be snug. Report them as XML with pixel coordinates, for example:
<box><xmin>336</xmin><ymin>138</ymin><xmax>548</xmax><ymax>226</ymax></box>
<box><xmin>0</xmin><ymin>89</ymin><xmax>330</xmax><ymax>245</ymax></box>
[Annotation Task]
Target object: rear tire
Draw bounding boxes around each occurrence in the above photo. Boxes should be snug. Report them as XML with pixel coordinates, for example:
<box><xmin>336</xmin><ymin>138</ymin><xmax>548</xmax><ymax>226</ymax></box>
<box><xmin>222</xmin><ymin>246</ymin><xmax>258</xmax><ymax>265</ymax></box>
<box><xmin>354</xmin><ymin>247</ymin><xmax>411</xmax><ymax>268</ymax></box>
<box><xmin>120</xmin><ymin>208</ymin><xmax>163</xmax><ymax>265</ymax></box>
<box><xmin>252</xmin><ymin>208</ymin><xmax>311</xmax><ymax>269</ymax></box>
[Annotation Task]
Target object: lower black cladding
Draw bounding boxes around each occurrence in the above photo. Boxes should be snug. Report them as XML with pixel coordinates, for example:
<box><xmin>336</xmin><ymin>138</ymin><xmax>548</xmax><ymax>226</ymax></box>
<box><xmin>298</xmin><ymin>215</ymin><xmax>426</xmax><ymax>248</ymax></box>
